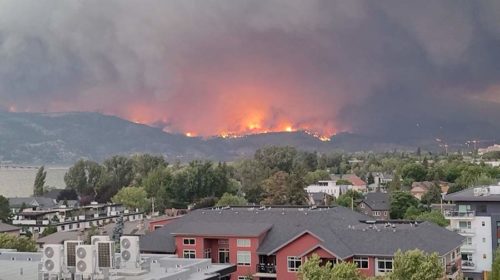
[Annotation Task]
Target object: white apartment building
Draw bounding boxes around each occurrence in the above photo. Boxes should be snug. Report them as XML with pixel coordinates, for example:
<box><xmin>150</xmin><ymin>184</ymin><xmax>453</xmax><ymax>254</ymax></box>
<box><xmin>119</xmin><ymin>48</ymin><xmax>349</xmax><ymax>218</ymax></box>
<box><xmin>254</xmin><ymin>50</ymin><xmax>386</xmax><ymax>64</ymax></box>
<box><xmin>305</xmin><ymin>180</ymin><xmax>346</xmax><ymax>198</ymax></box>
<box><xmin>445</xmin><ymin>185</ymin><xmax>500</xmax><ymax>280</ymax></box>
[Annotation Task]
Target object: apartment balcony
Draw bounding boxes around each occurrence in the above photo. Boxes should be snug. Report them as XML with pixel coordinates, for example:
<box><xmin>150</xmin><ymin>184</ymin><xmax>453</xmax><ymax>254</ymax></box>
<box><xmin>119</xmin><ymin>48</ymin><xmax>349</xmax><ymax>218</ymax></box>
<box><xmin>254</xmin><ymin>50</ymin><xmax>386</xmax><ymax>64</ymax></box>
<box><xmin>462</xmin><ymin>261</ymin><xmax>475</xmax><ymax>270</ymax></box>
<box><xmin>444</xmin><ymin>211</ymin><xmax>475</xmax><ymax>219</ymax></box>
<box><xmin>451</xmin><ymin>227</ymin><xmax>475</xmax><ymax>236</ymax></box>
<box><xmin>460</xmin><ymin>244</ymin><xmax>475</xmax><ymax>253</ymax></box>
<box><xmin>254</xmin><ymin>263</ymin><xmax>277</xmax><ymax>278</ymax></box>
<box><xmin>445</xmin><ymin>263</ymin><xmax>459</xmax><ymax>279</ymax></box>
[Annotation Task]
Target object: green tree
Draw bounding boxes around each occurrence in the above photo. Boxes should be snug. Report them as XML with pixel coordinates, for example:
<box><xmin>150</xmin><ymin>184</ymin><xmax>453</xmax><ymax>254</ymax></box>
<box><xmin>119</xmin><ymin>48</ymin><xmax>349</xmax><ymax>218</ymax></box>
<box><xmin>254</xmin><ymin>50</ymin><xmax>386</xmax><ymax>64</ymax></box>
<box><xmin>491</xmin><ymin>248</ymin><xmax>500</xmax><ymax>280</ymax></box>
<box><xmin>216</xmin><ymin>193</ymin><xmax>248</xmax><ymax>207</ymax></box>
<box><xmin>262</xmin><ymin>171</ymin><xmax>306</xmax><ymax>205</ymax></box>
<box><xmin>304</xmin><ymin>170</ymin><xmax>331</xmax><ymax>186</ymax></box>
<box><xmin>85</xmin><ymin>225</ymin><xmax>100</xmax><ymax>244</ymax></box>
<box><xmin>389</xmin><ymin>249</ymin><xmax>443</xmax><ymax>280</ymax></box>
<box><xmin>111</xmin><ymin>187</ymin><xmax>148</xmax><ymax>211</ymax></box>
<box><xmin>34</xmin><ymin>166</ymin><xmax>47</xmax><ymax>196</ymax></box>
<box><xmin>40</xmin><ymin>225</ymin><xmax>57</xmax><ymax>237</ymax></box>
<box><xmin>401</xmin><ymin>163</ymin><xmax>427</xmax><ymax>182</ymax></box>
<box><xmin>0</xmin><ymin>233</ymin><xmax>37</xmax><ymax>252</ymax></box>
<box><xmin>234</xmin><ymin>159</ymin><xmax>267</xmax><ymax>203</ymax></box>
<box><xmin>390</xmin><ymin>191</ymin><xmax>419</xmax><ymax>219</ymax></box>
<box><xmin>254</xmin><ymin>146</ymin><xmax>298</xmax><ymax>174</ymax></box>
<box><xmin>336</xmin><ymin>190</ymin><xmax>363</xmax><ymax>208</ymax></box>
<box><xmin>388</xmin><ymin>173</ymin><xmax>402</xmax><ymax>192</ymax></box>
<box><xmin>0</xmin><ymin>195</ymin><xmax>12</xmax><ymax>223</ymax></box>
<box><xmin>142</xmin><ymin>167</ymin><xmax>172</xmax><ymax>212</ymax></box>
<box><xmin>298</xmin><ymin>254</ymin><xmax>362</xmax><ymax>280</ymax></box>
<box><xmin>415</xmin><ymin>211</ymin><xmax>449</xmax><ymax>227</ymax></box>
<box><xmin>404</xmin><ymin>206</ymin><xmax>422</xmax><ymax>220</ymax></box>
<box><xmin>64</xmin><ymin>160</ymin><xmax>105</xmax><ymax>201</ymax></box>
<box><xmin>130</xmin><ymin>154</ymin><xmax>167</xmax><ymax>186</ymax></box>
<box><xmin>336</xmin><ymin>179</ymin><xmax>352</xmax><ymax>185</ymax></box>
<box><xmin>367</xmin><ymin>172</ymin><xmax>375</xmax><ymax>185</ymax></box>
<box><xmin>420</xmin><ymin>183</ymin><xmax>442</xmax><ymax>205</ymax></box>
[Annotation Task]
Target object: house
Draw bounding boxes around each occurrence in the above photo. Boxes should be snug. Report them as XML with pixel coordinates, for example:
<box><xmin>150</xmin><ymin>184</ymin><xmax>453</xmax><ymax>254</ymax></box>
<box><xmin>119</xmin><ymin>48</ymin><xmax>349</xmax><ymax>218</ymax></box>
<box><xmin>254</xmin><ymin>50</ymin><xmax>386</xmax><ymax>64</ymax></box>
<box><xmin>357</xmin><ymin>192</ymin><xmax>390</xmax><ymax>221</ymax></box>
<box><xmin>305</xmin><ymin>180</ymin><xmax>346</xmax><ymax>198</ymax></box>
<box><xmin>8</xmin><ymin>197</ymin><xmax>57</xmax><ymax>213</ymax></box>
<box><xmin>141</xmin><ymin>206</ymin><xmax>464</xmax><ymax>280</ymax></box>
<box><xmin>148</xmin><ymin>215</ymin><xmax>183</xmax><ymax>232</ymax></box>
<box><xmin>411</xmin><ymin>181</ymin><xmax>449</xmax><ymax>200</ymax></box>
<box><xmin>332</xmin><ymin>174</ymin><xmax>367</xmax><ymax>193</ymax></box>
<box><xmin>444</xmin><ymin>185</ymin><xmax>500</xmax><ymax>280</ymax></box>
<box><xmin>0</xmin><ymin>222</ymin><xmax>20</xmax><ymax>236</ymax></box>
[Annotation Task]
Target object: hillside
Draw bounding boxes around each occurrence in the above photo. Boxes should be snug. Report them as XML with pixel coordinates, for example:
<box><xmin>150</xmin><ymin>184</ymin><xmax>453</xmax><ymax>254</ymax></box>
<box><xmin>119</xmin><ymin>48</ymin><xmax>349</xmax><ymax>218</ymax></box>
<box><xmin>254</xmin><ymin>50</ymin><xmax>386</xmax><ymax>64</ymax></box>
<box><xmin>0</xmin><ymin>111</ymin><xmax>496</xmax><ymax>164</ymax></box>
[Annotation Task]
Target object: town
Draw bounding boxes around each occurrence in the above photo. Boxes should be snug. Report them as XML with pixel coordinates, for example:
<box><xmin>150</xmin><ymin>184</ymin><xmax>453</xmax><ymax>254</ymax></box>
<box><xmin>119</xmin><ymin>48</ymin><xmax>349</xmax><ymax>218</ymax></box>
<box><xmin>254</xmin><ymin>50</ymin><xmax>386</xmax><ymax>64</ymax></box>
<box><xmin>0</xmin><ymin>145</ymin><xmax>499</xmax><ymax>279</ymax></box>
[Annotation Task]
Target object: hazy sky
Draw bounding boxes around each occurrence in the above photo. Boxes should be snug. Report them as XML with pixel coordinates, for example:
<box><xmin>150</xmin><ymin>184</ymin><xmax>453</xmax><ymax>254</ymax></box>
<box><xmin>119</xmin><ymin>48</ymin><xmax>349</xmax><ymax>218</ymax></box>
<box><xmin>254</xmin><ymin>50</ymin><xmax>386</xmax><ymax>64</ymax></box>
<box><xmin>1</xmin><ymin>1</ymin><xmax>500</xmax><ymax>140</ymax></box>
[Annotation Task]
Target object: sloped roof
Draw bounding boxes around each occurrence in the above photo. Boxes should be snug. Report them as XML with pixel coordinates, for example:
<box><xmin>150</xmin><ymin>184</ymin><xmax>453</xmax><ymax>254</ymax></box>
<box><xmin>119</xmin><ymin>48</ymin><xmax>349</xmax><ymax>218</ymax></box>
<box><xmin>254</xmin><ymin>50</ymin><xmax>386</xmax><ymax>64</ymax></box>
<box><xmin>362</xmin><ymin>192</ymin><xmax>390</xmax><ymax>211</ymax></box>
<box><xmin>0</xmin><ymin>222</ymin><xmax>20</xmax><ymax>233</ymax></box>
<box><xmin>140</xmin><ymin>206</ymin><xmax>462</xmax><ymax>259</ymax></box>
<box><xmin>8</xmin><ymin>197</ymin><xmax>57</xmax><ymax>209</ymax></box>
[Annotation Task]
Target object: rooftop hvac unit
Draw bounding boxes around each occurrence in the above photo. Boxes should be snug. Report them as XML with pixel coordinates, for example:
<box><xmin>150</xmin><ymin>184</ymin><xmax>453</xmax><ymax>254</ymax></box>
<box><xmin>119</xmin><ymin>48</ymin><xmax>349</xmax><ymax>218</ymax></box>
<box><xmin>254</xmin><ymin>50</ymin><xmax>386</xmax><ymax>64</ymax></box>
<box><xmin>64</xmin><ymin>240</ymin><xmax>83</xmax><ymax>268</ymax></box>
<box><xmin>91</xmin><ymin>235</ymin><xmax>111</xmax><ymax>245</ymax></box>
<box><xmin>96</xmin><ymin>241</ymin><xmax>115</xmax><ymax>269</ymax></box>
<box><xmin>42</xmin><ymin>244</ymin><xmax>63</xmax><ymax>274</ymax></box>
<box><xmin>120</xmin><ymin>236</ymin><xmax>140</xmax><ymax>269</ymax></box>
<box><xmin>75</xmin><ymin>245</ymin><xmax>96</xmax><ymax>275</ymax></box>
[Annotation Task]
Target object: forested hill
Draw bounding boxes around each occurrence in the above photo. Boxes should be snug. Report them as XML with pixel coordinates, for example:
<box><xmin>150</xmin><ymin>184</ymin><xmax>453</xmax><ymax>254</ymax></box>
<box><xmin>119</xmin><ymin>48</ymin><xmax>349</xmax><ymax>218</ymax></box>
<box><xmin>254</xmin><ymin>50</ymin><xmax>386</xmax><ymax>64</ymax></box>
<box><xmin>0</xmin><ymin>111</ymin><xmax>493</xmax><ymax>164</ymax></box>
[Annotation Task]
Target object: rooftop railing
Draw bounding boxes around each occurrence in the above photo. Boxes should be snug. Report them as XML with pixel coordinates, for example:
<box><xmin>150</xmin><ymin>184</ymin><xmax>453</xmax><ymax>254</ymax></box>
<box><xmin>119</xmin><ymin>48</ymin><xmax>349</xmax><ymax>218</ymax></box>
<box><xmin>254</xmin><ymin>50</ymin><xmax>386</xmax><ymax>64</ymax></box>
<box><xmin>444</xmin><ymin>211</ymin><xmax>475</xmax><ymax>218</ymax></box>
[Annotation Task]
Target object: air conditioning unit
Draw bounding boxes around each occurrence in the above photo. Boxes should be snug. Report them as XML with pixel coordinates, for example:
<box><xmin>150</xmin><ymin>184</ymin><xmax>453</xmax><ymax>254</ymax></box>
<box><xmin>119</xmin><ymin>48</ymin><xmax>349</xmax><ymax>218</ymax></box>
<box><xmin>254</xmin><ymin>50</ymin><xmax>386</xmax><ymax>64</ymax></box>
<box><xmin>120</xmin><ymin>236</ymin><xmax>140</xmax><ymax>269</ymax></box>
<box><xmin>75</xmin><ymin>245</ymin><xmax>95</xmax><ymax>275</ymax></box>
<box><xmin>91</xmin><ymin>235</ymin><xmax>110</xmax><ymax>245</ymax></box>
<box><xmin>42</xmin><ymin>244</ymin><xmax>63</xmax><ymax>274</ymax></box>
<box><xmin>64</xmin><ymin>240</ymin><xmax>83</xmax><ymax>268</ymax></box>
<box><xmin>96</xmin><ymin>241</ymin><xmax>115</xmax><ymax>269</ymax></box>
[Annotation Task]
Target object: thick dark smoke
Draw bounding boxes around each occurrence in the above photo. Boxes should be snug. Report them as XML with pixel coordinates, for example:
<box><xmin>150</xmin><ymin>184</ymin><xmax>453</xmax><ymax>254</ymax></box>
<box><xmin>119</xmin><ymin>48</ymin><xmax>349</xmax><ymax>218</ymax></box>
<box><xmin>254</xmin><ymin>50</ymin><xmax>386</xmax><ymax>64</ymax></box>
<box><xmin>0</xmin><ymin>1</ymin><xmax>500</xmax><ymax>141</ymax></box>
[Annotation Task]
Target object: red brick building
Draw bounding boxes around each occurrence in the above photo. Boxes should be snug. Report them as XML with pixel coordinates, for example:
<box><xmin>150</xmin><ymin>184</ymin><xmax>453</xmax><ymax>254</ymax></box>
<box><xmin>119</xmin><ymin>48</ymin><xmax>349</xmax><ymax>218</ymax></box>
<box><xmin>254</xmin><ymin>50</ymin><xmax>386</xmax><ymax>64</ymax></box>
<box><xmin>141</xmin><ymin>206</ymin><xmax>464</xmax><ymax>280</ymax></box>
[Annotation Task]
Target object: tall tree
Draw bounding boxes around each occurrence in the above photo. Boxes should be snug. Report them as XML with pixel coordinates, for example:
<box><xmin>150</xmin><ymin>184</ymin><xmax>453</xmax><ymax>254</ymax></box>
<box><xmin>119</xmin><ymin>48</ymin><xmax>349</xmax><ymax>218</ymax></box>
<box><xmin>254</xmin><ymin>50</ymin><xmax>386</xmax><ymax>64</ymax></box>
<box><xmin>64</xmin><ymin>160</ymin><xmax>105</xmax><ymax>202</ymax></box>
<box><xmin>389</xmin><ymin>249</ymin><xmax>443</xmax><ymax>280</ymax></box>
<box><xmin>420</xmin><ymin>183</ymin><xmax>442</xmax><ymax>205</ymax></box>
<box><xmin>491</xmin><ymin>248</ymin><xmax>500</xmax><ymax>280</ymax></box>
<box><xmin>389</xmin><ymin>191</ymin><xmax>419</xmax><ymax>219</ymax></box>
<box><xmin>298</xmin><ymin>254</ymin><xmax>362</xmax><ymax>280</ymax></box>
<box><xmin>0</xmin><ymin>196</ymin><xmax>11</xmax><ymax>223</ymax></box>
<box><xmin>111</xmin><ymin>186</ymin><xmax>148</xmax><ymax>211</ymax></box>
<box><xmin>33</xmin><ymin>166</ymin><xmax>47</xmax><ymax>196</ymax></box>
<box><xmin>262</xmin><ymin>171</ymin><xmax>306</xmax><ymax>205</ymax></box>
<box><xmin>216</xmin><ymin>193</ymin><xmax>248</xmax><ymax>207</ymax></box>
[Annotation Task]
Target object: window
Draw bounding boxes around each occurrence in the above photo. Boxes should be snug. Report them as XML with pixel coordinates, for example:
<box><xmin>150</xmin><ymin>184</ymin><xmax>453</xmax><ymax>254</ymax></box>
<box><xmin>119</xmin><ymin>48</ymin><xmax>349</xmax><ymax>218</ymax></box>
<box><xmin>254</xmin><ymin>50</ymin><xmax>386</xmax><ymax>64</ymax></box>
<box><xmin>204</xmin><ymin>248</ymin><xmax>212</xmax><ymax>259</ymax></box>
<box><xmin>183</xmin><ymin>249</ymin><xmax>196</xmax><ymax>259</ymax></box>
<box><xmin>376</xmin><ymin>258</ymin><xmax>393</xmax><ymax>275</ymax></box>
<box><xmin>238</xmin><ymin>277</ymin><xmax>250</xmax><ymax>280</ymax></box>
<box><xmin>183</xmin><ymin>238</ymin><xmax>196</xmax><ymax>245</ymax></box>
<box><xmin>482</xmin><ymin>221</ymin><xmax>486</xmax><ymax>227</ymax></box>
<box><xmin>360</xmin><ymin>203</ymin><xmax>365</xmax><ymax>209</ymax></box>
<box><xmin>459</xmin><ymin>221</ymin><xmax>471</xmax><ymax>229</ymax></box>
<box><xmin>237</xmin><ymin>251</ymin><xmax>251</xmax><ymax>266</ymax></box>
<box><xmin>373</xmin><ymin>211</ymin><xmax>381</xmax><ymax>216</ymax></box>
<box><xmin>287</xmin><ymin>256</ymin><xmax>302</xmax><ymax>272</ymax></box>
<box><xmin>463</xmin><ymin>237</ymin><xmax>472</xmax><ymax>246</ymax></box>
<box><xmin>354</xmin><ymin>257</ymin><xmax>369</xmax><ymax>269</ymax></box>
<box><xmin>219</xmin><ymin>248</ymin><xmax>230</xmax><ymax>263</ymax></box>
<box><xmin>237</xmin><ymin>239</ymin><xmax>251</xmax><ymax>247</ymax></box>
<box><xmin>477</xmin><ymin>204</ymin><xmax>487</xmax><ymax>213</ymax></box>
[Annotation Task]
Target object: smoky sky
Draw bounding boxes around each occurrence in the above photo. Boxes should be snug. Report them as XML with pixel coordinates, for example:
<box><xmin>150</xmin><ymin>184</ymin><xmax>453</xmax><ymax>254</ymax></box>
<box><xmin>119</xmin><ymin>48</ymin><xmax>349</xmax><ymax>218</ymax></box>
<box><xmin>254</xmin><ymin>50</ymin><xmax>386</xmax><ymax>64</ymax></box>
<box><xmin>1</xmin><ymin>0</ymin><xmax>500</xmax><ymax>139</ymax></box>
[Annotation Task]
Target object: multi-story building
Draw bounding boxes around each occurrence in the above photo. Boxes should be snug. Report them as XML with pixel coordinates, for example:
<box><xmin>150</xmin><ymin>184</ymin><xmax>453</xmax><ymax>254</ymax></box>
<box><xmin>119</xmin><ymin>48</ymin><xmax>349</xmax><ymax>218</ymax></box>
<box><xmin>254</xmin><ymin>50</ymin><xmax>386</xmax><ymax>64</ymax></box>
<box><xmin>444</xmin><ymin>185</ymin><xmax>500</xmax><ymax>280</ymax></box>
<box><xmin>141</xmin><ymin>206</ymin><xmax>464</xmax><ymax>280</ymax></box>
<box><xmin>305</xmin><ymin>180</ymin><xmax>346</xmax><ymax>198</ymax></box>
<box><xmin>10</xmin><ymin>199</ymin><xmax>143</xmax><ymax>235</ymax></box>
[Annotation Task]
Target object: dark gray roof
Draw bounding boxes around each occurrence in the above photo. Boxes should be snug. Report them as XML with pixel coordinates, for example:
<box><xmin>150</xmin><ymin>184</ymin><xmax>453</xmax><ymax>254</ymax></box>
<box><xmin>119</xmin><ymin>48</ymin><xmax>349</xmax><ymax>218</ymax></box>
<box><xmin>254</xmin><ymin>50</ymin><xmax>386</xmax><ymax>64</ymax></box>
<box><xmin>172</xmin><ymin>222</ymin><xmax>273</xmax><ymax>237</ymax></box>
<box><xmin>362</xmin><ymin>192</ymin><xmax>390</xmax><ymax>211</ymax></box>
<box><xmin>140</xmin><ymin>206</ymin><xmax>463</xmax><ymax>259</ymax></box>
<box><xmin>0</xmin><ymin>222</ymin><xmax>19</xmax><ymax>233</ymax></box>
<box><xmin>445</xmin><ymin>187</ymin><xmax>500</xmax><ymax>202</ymax></box>
<box><xmin>8</xmin><ymin>197</ymin><xmax>57</xmax><ymax>209</ymax></box>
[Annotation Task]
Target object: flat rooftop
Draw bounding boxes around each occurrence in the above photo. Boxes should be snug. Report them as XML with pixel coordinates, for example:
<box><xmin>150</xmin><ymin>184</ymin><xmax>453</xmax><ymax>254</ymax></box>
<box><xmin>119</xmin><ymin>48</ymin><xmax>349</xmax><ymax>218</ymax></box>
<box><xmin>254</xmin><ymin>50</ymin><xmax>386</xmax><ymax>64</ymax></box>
<box><xmin>0</xmin><ymin>251</ymin><xmax>234</xmax><ymax>280</ymax></box>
